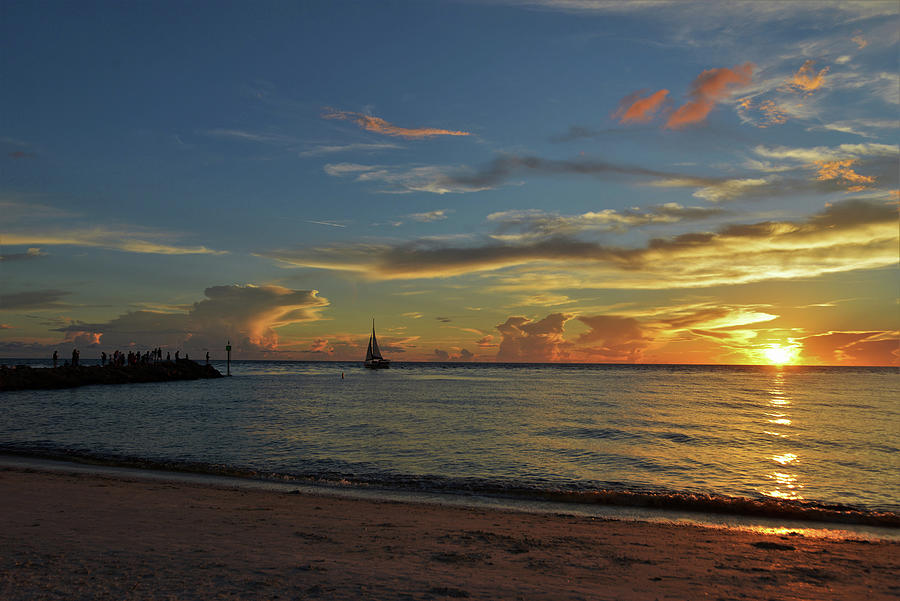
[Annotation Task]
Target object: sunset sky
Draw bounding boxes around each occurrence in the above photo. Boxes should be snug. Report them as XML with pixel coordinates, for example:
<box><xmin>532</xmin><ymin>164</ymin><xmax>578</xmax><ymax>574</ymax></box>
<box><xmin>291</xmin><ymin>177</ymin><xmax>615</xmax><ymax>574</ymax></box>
<box><xmin>2</xmin><ymin>0</ymin><xmax>898</xmax><ymax>365</ymax></box>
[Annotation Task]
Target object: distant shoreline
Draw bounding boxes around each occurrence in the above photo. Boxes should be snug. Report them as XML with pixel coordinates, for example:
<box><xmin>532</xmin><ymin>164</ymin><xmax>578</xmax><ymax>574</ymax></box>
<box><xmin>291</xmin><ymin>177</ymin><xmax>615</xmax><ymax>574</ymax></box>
<box><xmin>0</xmin><ymin>359</ymin><xmax>223</xmax><ymax>392</ymax></box>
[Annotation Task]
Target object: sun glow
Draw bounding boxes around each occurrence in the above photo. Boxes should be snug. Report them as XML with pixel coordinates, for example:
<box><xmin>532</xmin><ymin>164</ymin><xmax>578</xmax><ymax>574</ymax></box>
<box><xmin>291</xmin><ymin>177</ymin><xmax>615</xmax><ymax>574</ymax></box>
<box><xmin>762</xmin><ymin>344</ymin><xmax>798</xmax><ymax>365</ymax></box>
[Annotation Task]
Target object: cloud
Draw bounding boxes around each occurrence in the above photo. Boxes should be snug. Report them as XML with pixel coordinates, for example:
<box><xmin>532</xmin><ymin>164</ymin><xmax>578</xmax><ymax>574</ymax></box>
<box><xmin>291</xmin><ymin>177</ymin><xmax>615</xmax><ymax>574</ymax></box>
<box><xmin>299</xmin><ymin>142</ymin><xmax>402</xmax><ymax>157</ymax></box>
<box><xmin>53</xmin><ymin>285</ymin><xmax>329</xmax><ymax>354</ymax></box>
<box><xmin>322</xmin><ymin>109</ymin><xmax>471</xmax><ymax>139</ymax></box>
<box><xmin>666</xmin><ymin>63</ymin><xmax>754</xmax><ymax>129</ymax></box>
<box><xmin>441</xmin><ymin>155</ymin><xmax>717</xmax><ymax>191</ymax></box>
<box><xmin>575</xmin><ymin>315</ymin><xmax>651</xmax><ymax>362</ymax></box>
<box><xmin>800</xmin><ymin>331</ymin><xmax>899</xmax><ymax>366</ymax></box>
<box><xmin>324</xmin><ymin>163</ymin><xmax>485</xmax><ymax>194</ymax></box>
<box><xmin>0</xmin><ymin>289</ymin><xmax>70</xmax><ymax>311</ymax></box>
<box><xmin>0</xmin><ymin>323</ymin><xmax>12</xmax><ymax>329</ymax></box>
<box><xmin>4</xmin><ymin>226</ymin><xmax>225</xmax><ymax>255</ymax></box>
<box><xmin>496</xmin><ymin>313</ymin><xmax>572</xmax><ymax>362</ymax></box>
<box><xmin>204</xmin><ymin>129</ymin><xmax>296</xmax><ymax>144</ymax></box>
<box><xmin>432</xmin><ymin>347</ymin><xmax>474</xmax><ymax>361</ymax></box>
<box><xmin>0</xmin><ymin>247</ymin><xmax>46</xmax><ymax>262</ymax></box>
<box><xmin>785</xmin><ymin>60</ymin><xmax>829</xmax><ymax>94</ymax></box>
<box><xmin>753</xmin><ymin>143</ymin><xmax>899</xmax><ymax>164</ymax></box>
<box><xmin>851</xmin><ymin>34</ymin><xmax>868</xmax><ymax>50</ymax></box>
<box><xmin>8</xmin><ymin>150</ymin><xmax>36</xmax><ymax>159</ymax></box>
<box><xmin>613</xmin><ymin>89</ymin><xmax>669</xmax><ymax>124</ymax></box>
<box><xmin>690</xmin><ymin>178</ymin><xmax>771</xmax><ymax>202</ymax></box>
<box><xmin>487</xmin><ymin>203</ymin><xmax>724</xmax><ymax>238</ymax></box>
<box><xmin>408</xmin><ymin>209</ymin><xmax>450</xmax><ymax>222</ymax></box>
<box><xmin>814</xmin><ymin>159</ymin><xmax>876</xmax><ymax>191</ymax></box>
<box><xmin>814</xmin><ymin>119</ymin><xmax>900</xmax><ymax>138</ymax></box>
<box><xmin>258</xmin><ymin>198</ymin><xmax>898</xmax><ymax>288</ymax></box>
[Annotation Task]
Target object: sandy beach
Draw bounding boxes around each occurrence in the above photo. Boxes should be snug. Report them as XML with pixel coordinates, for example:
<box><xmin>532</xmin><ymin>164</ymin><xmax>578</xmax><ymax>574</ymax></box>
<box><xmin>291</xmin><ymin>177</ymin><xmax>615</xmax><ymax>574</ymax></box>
<box><xmin>0</xmin><ymin>466</ymin><xmax>896</xmax><ymax>600</ymax></box>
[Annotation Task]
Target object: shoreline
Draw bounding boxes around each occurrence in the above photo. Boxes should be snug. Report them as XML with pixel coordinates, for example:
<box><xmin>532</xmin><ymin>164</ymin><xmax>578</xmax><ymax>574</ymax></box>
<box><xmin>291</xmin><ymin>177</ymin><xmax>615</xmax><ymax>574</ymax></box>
<box><xmin>2</xmin><ymin>464</ymin><xmax>898</xmax><ymax>600</ymax></box>
<box><xmin>1</xmin><ymin>452</ymin><xmax>897</xmax><ymax>542</ymax></box>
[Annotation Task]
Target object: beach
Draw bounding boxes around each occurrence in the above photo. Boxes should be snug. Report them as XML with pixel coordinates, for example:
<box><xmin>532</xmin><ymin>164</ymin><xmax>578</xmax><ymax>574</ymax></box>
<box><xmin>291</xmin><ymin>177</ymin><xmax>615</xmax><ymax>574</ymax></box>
<box><xmin>2</xmin><ymin>466</ymin><xmax>897</xmax><ymax>601</ymax></box>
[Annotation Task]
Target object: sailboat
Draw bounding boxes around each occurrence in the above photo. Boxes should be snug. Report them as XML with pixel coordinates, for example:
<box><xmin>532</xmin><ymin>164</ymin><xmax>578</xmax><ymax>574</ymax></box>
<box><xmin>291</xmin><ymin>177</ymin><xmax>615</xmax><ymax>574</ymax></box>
<box><xmin>364</xmin><ymin>319</ymin><xmax>391</xmax><ymax>369</ymax></box>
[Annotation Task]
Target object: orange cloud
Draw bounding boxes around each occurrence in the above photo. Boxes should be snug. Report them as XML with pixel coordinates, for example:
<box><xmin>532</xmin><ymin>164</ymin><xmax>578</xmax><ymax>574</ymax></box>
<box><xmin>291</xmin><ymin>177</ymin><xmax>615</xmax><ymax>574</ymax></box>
<box><xmin>759</xmin><ymin>100</ymin><xmax>787</xmax><ymax>126</ymax></box>
<box><xmin>323</xmin><ymin>109</ymin><xmax>471</xmax><ymax>139</ymax></box>
<box><xmin>852</xmin><ymin>34</ymin><xmax>868</xmax><ymax>49</ymax></box>
<box><xmin>496</xmin><ymin>313</ymin><xmax>572</xmax><ymax>362</ymax></box>
<box><xmin>665</xmin><ymin>63</ymin><xmax>754</xmax><ymax>129</ymax></box>
<box><xmin>613</xmin><ymin>89</ymin><xmax>669</xmax><ymax>124</ymax></box>
<box><xmin>814</xmin><ymin>159</ymin><xmax>876</xmax><ymax>190</ymax></box>
<box><xmin>800</xmin><ymin>331</ymin><xmax>899</xmax><ymax>366</ymax></box>
<box><xmin>787</xmin><ymin>60</ymin><xmax>829</xmax><ymax>93</ymax></box>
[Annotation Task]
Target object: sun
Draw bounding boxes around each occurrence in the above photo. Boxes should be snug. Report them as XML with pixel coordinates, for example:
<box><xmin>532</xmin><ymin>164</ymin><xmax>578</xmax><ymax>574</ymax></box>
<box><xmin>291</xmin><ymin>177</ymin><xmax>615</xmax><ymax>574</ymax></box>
<box><xmin>762</xmin><ymin>344</ymin><xmax>797</xmax><ymax>365</ymax></box>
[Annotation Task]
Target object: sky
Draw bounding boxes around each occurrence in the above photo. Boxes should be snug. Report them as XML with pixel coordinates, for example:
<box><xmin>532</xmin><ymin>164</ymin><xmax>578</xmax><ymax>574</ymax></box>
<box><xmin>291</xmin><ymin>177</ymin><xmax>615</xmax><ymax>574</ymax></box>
<box><xmin>1</xmin><ymin>0</ymin><xmax>898</xmax><ymax>366</ymax></box>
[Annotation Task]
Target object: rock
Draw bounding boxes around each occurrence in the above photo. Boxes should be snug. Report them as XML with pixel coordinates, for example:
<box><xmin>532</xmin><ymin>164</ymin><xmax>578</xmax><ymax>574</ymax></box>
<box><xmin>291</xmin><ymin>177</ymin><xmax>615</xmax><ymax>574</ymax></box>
<box><xmin>0</xmin><ymin>360</ymin><xmax>223</xmax><ymax>392</ymax></box>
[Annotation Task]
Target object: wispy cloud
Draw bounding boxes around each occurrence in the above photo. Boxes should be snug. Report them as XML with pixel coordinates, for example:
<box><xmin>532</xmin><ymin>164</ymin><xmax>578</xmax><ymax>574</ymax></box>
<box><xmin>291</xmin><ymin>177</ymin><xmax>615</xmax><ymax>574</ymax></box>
<box><xmin>324</xmin><ymin>162</ymin><xmax>486</xmax><ymax>194</ymax></box>
<box><xmin>754</xmin><ymin>143</ymin><xmax>898</xmax><ymax>163</ymax></box>
<box><xmin>4</xmin><ymin>226</ymin><xmax>225</xmax><ymax>255</ymax></box>
<box><xmin>204</xmin><ymin>128</ymin><xmax>297</xmax><ymax>144</ymax></box>
<box><xmin>305</xmin><ymin>220</ymin><xmax>346</xmax><ymax>228</ymax></box>
<box><xmin>322</xmin><ymin>109</ymin><xmax>471</xmax><ymax>139</ymax></box>
<box><xmin>407</xmin><ymin>209</ymin><xmax>451</xmax><ymax>222</ymax></box>
<box><xmin>258</xmin><ymin>198</ymin><xmax>898</xmax><ymax>288</ymax></box>
<box><xmin>486</xmin><ymin>203</ymin><xmax>724</xmax><ymax>239</ymax></box>
<box><xmin>299</xmin><ymin>142</ymin><xmax>402</xmax><ymax>157</ymax></box>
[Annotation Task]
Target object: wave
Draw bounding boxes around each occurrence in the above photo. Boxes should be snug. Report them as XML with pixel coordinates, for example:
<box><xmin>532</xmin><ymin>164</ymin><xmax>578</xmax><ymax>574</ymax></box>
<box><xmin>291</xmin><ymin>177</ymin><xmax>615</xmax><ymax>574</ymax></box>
<box><xmin>2</xmin><ymin>444</ymin><xmax>897</xmax><ymax>529</ymax></box>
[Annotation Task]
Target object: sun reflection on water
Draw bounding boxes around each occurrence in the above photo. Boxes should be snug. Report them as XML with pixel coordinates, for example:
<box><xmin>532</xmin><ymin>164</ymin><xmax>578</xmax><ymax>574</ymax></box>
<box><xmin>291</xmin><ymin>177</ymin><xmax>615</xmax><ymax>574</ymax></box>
<box><xmin>761</xmin><ymin>370</ymin><xmax>805</xmax><ymax>501</ymax></box>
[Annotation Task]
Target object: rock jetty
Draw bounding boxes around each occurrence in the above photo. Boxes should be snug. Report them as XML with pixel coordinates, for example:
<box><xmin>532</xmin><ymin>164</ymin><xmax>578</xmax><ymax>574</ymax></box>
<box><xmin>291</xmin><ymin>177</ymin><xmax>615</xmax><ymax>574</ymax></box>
<box><xmin>0</xmin><ymin>360</ymin><xmax>224</xmax><ymax>392</ymax></box>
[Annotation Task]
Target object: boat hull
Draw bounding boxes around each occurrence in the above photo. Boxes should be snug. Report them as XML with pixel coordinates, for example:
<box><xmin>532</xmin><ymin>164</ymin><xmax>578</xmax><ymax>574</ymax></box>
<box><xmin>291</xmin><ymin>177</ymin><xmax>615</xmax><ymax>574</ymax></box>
<box><xmin>364</xmin><ymin>359</ymin><xmax>391</xmax><ymax>369</ymax></box>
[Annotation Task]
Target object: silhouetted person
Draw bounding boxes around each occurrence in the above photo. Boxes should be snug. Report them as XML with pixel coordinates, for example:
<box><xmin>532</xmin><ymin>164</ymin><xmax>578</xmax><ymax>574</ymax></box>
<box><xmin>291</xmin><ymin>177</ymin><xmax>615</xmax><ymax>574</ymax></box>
<box><xmin>52</xmin><ymin>350</ymin><xmax>58</xmax><ymax>368</ymax></box>
<box><xmin>206</xmin><ymin>351</ymin><xmax>210</xmax><ymax>365</ymax></box>
<box><xmin>166</xmin><ymin>352</ymin><xmax>171</xmax><ymax>361</ymax></box>
<box><xmin>71</xmin><ymin>348</ymin><xmax>79</xmax><ymax>367</ymax></box>
<box><xmin>101</xmin><ymin>351</ymin><xmax>107</xmax><ymax>366</ymax></box>
<box><xmin>175</xmin><ymin>350</ymin><xmax>180</xmax><ymax>361</ymax></box>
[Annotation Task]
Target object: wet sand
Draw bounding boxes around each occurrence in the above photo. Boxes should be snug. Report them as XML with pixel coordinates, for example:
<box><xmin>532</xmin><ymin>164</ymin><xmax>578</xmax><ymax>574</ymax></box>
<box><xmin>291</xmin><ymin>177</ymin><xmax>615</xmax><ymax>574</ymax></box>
<box><xmin>1</xmin><ymin>467</ymin><xmax>897</xmax><ymax>600</ymax></box>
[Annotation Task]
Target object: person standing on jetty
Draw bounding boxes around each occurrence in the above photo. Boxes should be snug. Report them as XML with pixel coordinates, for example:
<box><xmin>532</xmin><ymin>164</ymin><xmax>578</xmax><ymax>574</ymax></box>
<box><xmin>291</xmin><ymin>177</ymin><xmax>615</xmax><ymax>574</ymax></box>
<box><xmin>52</xmin><ymin>350</ymin><xmax>58</xmax><ymax>368</ymax></box>
<box><xmin>71</xmin><ymin>348</ymin><xmax>79</xmax><ymax>367</ymax></box>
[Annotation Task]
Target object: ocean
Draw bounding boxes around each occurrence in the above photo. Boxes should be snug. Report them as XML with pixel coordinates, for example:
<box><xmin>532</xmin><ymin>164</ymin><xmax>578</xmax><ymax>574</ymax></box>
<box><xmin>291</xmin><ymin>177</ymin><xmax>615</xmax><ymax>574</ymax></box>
<box><xmin>1</xmin><ymin>360</ymin><xmax>898</xmax><ymax>534</ymax></box>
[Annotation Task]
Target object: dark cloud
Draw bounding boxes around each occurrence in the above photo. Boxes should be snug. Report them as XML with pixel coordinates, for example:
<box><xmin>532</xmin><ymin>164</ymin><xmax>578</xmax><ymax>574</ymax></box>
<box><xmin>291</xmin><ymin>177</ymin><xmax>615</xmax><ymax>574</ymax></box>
<box><xmin>0</xmin><ymin>248</ymin><xmax>47</xmax><ymax>262</ymax></box>
<box><xmin>435</xmin><ymin>316</ymin><xmax>452</xmax><ymax>323</ymax></box>
<box><xmin>432</xmin><ymin>348</ymin><xmax>474</xmax><ymax>361</ymax></box>
<box><xmin>8</xmin><ymin>151</ymin><xmax>36</xmax><ymax>159</ymax></box>
<box><xmin>439</xmin><ymin>155</ymin><xmax>718</xmax><ymax>190</ymax></box>
<box><xmin>260</xmin><ymin>198</ymin><xmax>897</xmax><ymax>288</ymax></box>
<box><xmin>0</xmin><ymin>289</ymin><xmax>70</xmax><ymax>310</ymax></box>
<box><xmin>52</xmin><ymin>285</ymin><xmax>328</xmax><ymax>355</ymax></box>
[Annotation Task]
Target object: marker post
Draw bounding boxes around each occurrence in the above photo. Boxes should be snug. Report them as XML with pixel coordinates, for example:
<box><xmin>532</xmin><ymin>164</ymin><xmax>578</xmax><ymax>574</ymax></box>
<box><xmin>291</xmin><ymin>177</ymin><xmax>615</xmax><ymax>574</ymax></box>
<box><xmin>226</xmin><ymin>341</ymin><xmax>232</xmax><ymax>376</ymax></box>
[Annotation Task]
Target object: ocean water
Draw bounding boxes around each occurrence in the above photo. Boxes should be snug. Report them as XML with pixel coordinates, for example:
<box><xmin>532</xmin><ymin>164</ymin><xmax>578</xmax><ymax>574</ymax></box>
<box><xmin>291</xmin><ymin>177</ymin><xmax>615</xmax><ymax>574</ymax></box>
<box><xmin>1</xmin><ymin>360</ymin><xmax>898</xmax><ymax>528</ymax></box>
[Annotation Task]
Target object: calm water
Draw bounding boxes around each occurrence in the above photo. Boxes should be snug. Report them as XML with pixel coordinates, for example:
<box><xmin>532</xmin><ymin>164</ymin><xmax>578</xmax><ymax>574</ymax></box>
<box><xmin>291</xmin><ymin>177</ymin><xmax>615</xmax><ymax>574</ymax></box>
<box><xmin>1</xmin><ymin>360</ymin><xmax>898</xmax><ymax>523</ymax></box>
